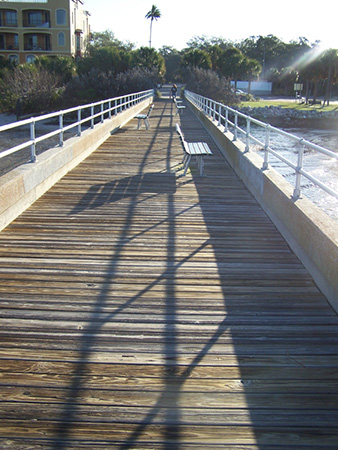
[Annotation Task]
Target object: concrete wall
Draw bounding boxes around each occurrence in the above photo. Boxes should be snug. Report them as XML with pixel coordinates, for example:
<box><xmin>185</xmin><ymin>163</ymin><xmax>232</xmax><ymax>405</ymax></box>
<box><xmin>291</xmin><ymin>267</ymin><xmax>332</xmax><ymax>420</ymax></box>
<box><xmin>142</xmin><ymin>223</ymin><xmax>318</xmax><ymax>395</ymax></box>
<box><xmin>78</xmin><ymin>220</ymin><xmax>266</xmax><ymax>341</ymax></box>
<box><xmin>187</xmin><ymin>98</ymin><xmax>338</xmax><ymax>310</ymax></box>
<box><xmin>0</xmin><ymin>97</ymin><xmax>153</xmax><ymax>232</ymax></box>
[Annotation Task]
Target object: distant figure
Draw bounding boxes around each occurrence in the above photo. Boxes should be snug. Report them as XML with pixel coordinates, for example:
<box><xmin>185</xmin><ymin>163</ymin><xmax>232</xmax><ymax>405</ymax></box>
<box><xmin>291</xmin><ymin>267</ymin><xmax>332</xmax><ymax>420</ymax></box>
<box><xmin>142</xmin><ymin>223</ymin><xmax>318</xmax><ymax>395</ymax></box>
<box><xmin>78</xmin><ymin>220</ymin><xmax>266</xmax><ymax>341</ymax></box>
<box><xmin>15</xmin><ymin>98</ymin><xmax>22</xmax><ymax>121</ymax></box>
<box><xmin>171</xmin><ymin>84</ymin><xmax>177</xmax><ymax>101</ymax></box>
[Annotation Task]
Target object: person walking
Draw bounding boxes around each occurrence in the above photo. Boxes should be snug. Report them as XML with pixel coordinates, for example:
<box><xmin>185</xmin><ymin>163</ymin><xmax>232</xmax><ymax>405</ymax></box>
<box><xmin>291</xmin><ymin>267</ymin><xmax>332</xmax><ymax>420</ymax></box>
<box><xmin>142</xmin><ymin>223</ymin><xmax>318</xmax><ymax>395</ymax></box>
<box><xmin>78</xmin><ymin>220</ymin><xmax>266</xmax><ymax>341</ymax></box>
<box><xmin>171</xmin><ymin>84</ymin><xmax>178</xmax><ymax>100</ymax></box>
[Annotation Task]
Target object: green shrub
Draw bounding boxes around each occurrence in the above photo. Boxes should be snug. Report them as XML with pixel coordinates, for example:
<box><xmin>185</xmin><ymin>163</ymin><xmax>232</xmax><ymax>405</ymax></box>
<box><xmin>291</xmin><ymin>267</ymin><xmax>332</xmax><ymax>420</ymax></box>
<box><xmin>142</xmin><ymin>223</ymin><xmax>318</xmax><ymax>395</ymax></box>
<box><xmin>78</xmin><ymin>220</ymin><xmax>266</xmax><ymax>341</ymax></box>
<box><xmin>183</xmin><ymin>67</ymin><xmax>239</xmax><ymax>106</ymax></box>
<box><xmin>0</xmin><ymin>64</ymin><xmax>63</xmax><ymax>115</ymax></box>
<box><xmin>62</xmin><ymin>67</ymin><xmax>159</xmax><ymax>106</ymax></box>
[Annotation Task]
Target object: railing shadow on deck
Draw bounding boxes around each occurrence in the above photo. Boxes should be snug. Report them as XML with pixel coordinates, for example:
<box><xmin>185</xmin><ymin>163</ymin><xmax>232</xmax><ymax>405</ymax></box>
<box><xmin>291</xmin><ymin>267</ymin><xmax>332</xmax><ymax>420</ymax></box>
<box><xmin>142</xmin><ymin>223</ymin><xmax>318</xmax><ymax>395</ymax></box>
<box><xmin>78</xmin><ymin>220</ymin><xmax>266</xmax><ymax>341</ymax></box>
<box><xmin>49</xmin><ymin>98</ymin><xmax>239</xmax><ymax>449</ymax></box>
<box><xmin>50</xmin><ymin>98</ymin><xmax>186</xmax><ymax>449</ymax></box>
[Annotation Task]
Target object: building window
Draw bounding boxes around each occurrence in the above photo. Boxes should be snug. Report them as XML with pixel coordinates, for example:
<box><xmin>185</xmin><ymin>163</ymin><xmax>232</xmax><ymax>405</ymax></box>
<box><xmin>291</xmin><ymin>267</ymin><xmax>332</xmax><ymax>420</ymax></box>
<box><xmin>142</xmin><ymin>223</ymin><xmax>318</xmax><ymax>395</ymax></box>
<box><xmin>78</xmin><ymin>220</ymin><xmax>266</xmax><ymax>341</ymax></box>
<box><xmin>28</xmin><ymin>34</ymin><xmax>38</xmax><ymax>50</ymax></box>
<box><xmin>26</xmin><ymin>54</ymin><xmax>36</xmax><ymax>63</ymax></box>
<box><xmin>0</xmin><ymin>34</ymin><xmax>4</xmax><ymax>50</ymax></box>
<box><xmin>58</xmin><ymin>32</ymin><xmax>65</xmax><ymax>46</ymax></box>
<box><xmin>13</xmin><ymin>34</ymin><xmax>19</xmax><ymax>49</ymax></box>
<box><xmin>28</xmin><ymin>12</ymin><xmax>42</xmax><ymax>26</ymax></box>
<box><xmin>56</xmin><ymin>9</ymin><xmax>66</xmax><ymax>25</ymax></box>
<box><xmin>9</xmin><ymin>54</ymin><xmax>19</xmax><ymax>64</ymax></box>
<box><xmin>5</xmin><ymin>11</ymin><xmax>18</xmax><ymax>26</ymax></box>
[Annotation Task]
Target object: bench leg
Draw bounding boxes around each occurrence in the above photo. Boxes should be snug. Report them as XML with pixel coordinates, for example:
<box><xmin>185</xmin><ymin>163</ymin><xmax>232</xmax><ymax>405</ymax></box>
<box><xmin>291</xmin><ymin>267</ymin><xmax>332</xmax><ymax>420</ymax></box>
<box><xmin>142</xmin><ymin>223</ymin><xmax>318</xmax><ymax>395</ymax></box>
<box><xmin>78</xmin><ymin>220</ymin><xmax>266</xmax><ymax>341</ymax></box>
<box><xmin>197</xmin><ymin>156</ymin><xmax>204</xmax><ymax>176</ymax></box>
<box><xmin>181</xmin><ymin>153</ymin><xmax>188</xmax><ymax>165</ymax></box>
<box><xmin>145</xmin><ymin>118</ymin><xmax>150</xmax><ymax>129</ymax></box>
<box><xmin>137</xmin><ymin>118</ymin><xmax>142</xmax><ymax>129</ymax></box>
<box><xmin>183</xmin><ymin>155</ymin><xmax>191</xmax><ymax>175</ymax></box>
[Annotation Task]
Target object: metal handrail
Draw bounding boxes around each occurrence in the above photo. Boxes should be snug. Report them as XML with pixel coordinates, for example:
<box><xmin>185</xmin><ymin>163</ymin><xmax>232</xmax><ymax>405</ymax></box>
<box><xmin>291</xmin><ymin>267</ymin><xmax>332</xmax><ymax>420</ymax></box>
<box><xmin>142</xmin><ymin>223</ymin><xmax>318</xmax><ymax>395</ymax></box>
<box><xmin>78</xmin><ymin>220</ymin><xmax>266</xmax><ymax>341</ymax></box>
<box><xmin>0</xmin><ymin>89</ymin><xmax>153</xmax><ymax>164</ymax></box>
<box><xmin>185</xmin><ymin>90</ymin><xmax>338</xmax><ymax>200</ymax></box>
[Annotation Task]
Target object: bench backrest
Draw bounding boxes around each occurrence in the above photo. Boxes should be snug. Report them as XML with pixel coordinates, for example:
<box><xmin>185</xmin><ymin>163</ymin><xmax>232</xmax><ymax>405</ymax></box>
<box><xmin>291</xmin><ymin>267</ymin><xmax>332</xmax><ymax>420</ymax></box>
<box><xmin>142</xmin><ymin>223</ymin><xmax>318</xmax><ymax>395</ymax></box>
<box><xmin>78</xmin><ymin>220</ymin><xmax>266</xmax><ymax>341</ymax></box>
<box><xmin>147</xmin><ymin>105</ymin><xmax>154</xmax><ymax>118</ymax></box>
<box><xmin>175</xmin><ymin>123</ymin><xmax>184</xmax><ymax>141</ymax></box>
<box><xmin>175</xmin><ymin>124</ymin><xmax>189</xmax><ymax>154</ymax></box>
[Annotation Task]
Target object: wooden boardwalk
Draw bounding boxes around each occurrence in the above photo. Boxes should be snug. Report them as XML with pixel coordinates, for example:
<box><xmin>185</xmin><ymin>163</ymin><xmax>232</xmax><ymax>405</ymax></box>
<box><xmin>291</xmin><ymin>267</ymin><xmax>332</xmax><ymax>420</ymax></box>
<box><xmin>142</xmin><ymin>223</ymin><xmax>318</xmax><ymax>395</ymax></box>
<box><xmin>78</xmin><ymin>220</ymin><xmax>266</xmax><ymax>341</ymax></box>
<box><xmin>0</xmin><ymin>97</ymin><xmax>338</xmax><ymax>449</ymax></box>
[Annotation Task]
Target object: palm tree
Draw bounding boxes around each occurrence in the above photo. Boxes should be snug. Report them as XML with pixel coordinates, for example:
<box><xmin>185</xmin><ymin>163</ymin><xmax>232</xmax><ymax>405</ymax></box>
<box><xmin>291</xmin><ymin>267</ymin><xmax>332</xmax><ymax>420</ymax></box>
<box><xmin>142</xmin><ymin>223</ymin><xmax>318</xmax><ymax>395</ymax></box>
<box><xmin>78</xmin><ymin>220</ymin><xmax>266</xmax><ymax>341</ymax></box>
<box><xmin>145</xmin><ymin>5</ymin><xmax>161</xmax><ymax>48</ymax></box>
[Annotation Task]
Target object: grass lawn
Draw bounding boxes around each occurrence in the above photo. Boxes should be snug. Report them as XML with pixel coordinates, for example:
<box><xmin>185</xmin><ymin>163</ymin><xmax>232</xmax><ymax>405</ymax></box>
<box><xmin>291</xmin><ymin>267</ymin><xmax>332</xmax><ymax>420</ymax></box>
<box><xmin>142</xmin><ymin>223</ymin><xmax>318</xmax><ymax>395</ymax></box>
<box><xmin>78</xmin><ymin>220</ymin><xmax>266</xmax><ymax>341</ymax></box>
<box><xmin>240</xmin><ymin>99</ymin><xmax>338</xmax><ymax>112</ymax></box>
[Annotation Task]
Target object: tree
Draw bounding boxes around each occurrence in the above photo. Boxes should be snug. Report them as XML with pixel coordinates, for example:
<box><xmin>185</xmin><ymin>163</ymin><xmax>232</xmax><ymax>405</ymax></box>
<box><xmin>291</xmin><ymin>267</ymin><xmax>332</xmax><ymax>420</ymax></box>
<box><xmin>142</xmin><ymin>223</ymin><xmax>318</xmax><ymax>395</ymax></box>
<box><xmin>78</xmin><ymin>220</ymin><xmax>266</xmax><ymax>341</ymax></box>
<box><xmin>76</xmin><ymin>47</ymin><xmax>132</xmax><ymax>76</ymax></box>
<box><xmin>145</xmin><ymin>5</ymin><xmax>161</xmax><ymax>48</ymax></box>
<box><xmin>208</xmin><ymin>45</ymin><xmax>224</xmax><ymax>72</ymax></box>
<box><xmin>89</xmin><ymin>29</ymin><xmax>134</xmax><ymax>52</ymax></box>
<box><xmin>181</xmin><ymin>49</ymin><xmax>212</xmax><ymax>70</ymax></box>
<box><xmin>239</xmin><ymin>35</ymin><xmax>287</xmax><ymax>76</ymax></box>
<box><xmin>159</xmin><ymin>46</ymin><xmax>182</xmax><ymax>82</ymax></box>
<box><xmin>34</xmin><ymin>55</ymin><xmax>75</xmax><ymax>84</ymax></box>
<box><xmin>0</xmin><ymin>64</ymin><xmax>62</xmax><ymax>114</ymax></box>
<box><xmin>239</xmin><ymin>57</ymin><xmax>262</xmax><ymax>93</ymax></box>
<box><xmin>321</xmin><ymin>49</ymin><xmax>338</xmax><ymax>106</ymax></box>
<box><xmin>183</xmin><ymin>66</ymin><xmax>239</xmax><ymax>106</ymax></box>
<box><xmin>219</xmin><ymin>47</ymin><xmax>244</xmax><ymax>87</ymax></box>
<box><xmin>133</xmin><ymin>47</ymin><xmax>165</xmax><ymax>78</ymax></box>
<box><xmin>186</xmin><ymin>35</ymin><xmax>233</xmax><ymax>51</ymax></box>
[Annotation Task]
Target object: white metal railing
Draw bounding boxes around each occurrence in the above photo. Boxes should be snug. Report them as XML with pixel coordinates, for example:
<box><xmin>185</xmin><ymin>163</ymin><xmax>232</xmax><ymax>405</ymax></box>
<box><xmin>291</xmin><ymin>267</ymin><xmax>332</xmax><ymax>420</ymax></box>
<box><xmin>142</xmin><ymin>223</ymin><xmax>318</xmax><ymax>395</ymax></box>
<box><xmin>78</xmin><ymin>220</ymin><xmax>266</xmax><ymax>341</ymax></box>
<box><xmin>185</xmin><ymin>90</ymin><xmax>338</xmax><ymax>200</ymax></box>
<box><xmin>0</xmin><ymin>89</ymin><xmax>153</xmax><ymax>166</ymax></box>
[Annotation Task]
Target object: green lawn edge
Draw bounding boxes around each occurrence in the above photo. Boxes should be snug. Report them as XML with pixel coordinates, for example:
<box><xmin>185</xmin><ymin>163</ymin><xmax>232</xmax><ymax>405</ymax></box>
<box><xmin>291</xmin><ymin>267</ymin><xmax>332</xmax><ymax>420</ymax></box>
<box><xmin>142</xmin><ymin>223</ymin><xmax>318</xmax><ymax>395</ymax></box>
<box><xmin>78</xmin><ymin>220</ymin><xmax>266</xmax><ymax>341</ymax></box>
<box><xmin>240</xmin><ymin>99</ymin><xmax>338</xmax><ymax>112</ymax></box>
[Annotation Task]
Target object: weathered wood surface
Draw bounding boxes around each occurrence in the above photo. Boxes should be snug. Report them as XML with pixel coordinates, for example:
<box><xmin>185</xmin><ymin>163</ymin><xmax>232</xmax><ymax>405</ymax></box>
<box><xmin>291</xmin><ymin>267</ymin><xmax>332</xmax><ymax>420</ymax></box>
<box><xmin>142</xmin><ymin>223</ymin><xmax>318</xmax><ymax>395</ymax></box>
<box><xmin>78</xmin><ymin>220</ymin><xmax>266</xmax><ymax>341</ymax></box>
<box><xmin>0</xmin><ymin>97</ymin><xmax>337</xmax><ymax>449</ymax></box>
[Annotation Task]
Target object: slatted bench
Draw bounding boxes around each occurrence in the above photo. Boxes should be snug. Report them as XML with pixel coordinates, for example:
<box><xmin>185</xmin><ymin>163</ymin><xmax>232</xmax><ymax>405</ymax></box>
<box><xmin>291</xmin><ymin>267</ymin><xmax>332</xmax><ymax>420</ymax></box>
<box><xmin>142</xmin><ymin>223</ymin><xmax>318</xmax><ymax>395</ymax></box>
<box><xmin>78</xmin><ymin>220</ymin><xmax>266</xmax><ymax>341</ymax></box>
<box><xmin>135</xmin><ymin>104</ymin><xmax>154</xmax><ymax>129</ymax></box>
<box><xmin>173</xmin><ymin>98</ymin><xmax>186</xmax><ymax>115</ymax></box>
<box><xmin>176</xmin><ymin>124</ymin><xmax>212</xmax><ymax>176</ymax></box>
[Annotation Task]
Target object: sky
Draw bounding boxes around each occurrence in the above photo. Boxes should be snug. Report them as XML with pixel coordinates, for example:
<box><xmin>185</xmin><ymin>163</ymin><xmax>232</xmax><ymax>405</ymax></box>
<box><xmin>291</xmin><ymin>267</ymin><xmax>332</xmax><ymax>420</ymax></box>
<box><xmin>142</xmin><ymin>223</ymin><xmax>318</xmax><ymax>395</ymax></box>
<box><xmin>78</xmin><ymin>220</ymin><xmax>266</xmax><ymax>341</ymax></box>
<box><xmin>82</xmin><ymin>0</ymin><xmax>338</xmax><ymax>51</ymax></box>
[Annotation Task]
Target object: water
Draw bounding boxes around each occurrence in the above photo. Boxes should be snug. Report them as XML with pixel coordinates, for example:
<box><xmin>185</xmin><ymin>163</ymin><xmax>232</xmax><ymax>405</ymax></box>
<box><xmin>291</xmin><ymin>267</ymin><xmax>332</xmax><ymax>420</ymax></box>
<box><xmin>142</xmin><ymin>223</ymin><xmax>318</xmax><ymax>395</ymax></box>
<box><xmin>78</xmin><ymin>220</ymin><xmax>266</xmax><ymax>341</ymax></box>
<box><xmin>241</xmin><ymin>125</ymin><xmax>338</xmax><ymax>222</ymax></box>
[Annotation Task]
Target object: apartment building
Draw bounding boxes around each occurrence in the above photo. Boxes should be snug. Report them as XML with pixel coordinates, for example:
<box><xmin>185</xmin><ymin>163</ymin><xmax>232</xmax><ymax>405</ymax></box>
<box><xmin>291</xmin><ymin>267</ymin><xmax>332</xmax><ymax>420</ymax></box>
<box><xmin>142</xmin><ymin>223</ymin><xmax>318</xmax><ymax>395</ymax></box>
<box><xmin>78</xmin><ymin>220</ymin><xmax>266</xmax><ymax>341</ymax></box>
<box><xmin>0</xmin><ymin>0</ymin><xmax>90</xmax><ymax>64</ymax></box>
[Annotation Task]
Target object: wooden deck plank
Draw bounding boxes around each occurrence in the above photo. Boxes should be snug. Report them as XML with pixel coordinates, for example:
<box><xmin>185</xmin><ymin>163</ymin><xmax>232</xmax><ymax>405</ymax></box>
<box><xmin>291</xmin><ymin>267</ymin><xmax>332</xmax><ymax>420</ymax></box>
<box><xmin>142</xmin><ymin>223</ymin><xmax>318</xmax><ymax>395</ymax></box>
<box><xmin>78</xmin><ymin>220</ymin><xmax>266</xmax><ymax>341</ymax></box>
<box><xmin>0</xmin><ymin>98</ymin><xmax>337</xmax><ymax>448</ymax></box>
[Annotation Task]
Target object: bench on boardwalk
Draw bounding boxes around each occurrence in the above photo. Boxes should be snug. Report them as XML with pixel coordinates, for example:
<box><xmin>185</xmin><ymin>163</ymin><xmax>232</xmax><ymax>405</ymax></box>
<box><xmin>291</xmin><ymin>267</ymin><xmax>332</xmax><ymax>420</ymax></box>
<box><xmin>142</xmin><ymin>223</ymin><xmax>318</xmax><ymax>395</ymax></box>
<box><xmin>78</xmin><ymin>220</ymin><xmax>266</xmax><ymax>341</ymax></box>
<box><xmin>135</xmin><ymin>104</ymin><xmax>154</xmax><ymax>129</ymax></box>
<box><xmin>173</xmin><ymin>98</ymin><xmax>186</xmax><ymax>115</ymax></box>
<box><xmin>176</xmin><ymin>124</ymin><xmax>212</xmax><ymax>176</ymax></box>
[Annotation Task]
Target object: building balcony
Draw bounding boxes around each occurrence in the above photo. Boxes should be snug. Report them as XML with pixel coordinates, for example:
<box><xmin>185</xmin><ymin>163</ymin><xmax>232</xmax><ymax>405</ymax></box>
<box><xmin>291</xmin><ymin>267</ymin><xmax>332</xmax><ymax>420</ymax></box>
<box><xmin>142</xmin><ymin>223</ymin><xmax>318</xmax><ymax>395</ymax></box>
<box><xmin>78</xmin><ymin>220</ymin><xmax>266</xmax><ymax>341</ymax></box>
<box><xmin>24</xmin><ymin>33</ymin><xmax>51</xmax><ymax>51</ymax></box>
<box><xmin>0</xmin><ymin>44</ymin><xmax>19</xmax><ymax>51</ymax></box>
<box><xmin>24</xmin><ymin>43</ymin><xmax>52</xmax><ymax>51</ymax></box>
<box><xmin>0</xmin><ymin>33</ymin><xmax>19</xmax><ymax>51</ymax></box>
<box><xmin>0</xmin><ymin>9</ymin><xmax>18</xmax><ymax>27</ymax></box>
<box><xmin>23</xmin><ymin>20</ymin><xmax>50</xmax><ymax>28</ymax></box>
<box><xmin>22</xmin><ymin>10</ymin><xmax>51</xmax><ymax>28</ymax></box>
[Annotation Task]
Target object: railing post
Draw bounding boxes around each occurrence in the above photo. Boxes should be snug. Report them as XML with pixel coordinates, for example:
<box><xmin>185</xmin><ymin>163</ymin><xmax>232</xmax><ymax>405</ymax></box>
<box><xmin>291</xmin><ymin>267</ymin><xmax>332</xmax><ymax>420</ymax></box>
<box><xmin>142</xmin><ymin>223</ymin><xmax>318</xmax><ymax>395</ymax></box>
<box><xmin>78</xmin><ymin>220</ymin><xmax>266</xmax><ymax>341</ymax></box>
<box><xmin>114</xmin><ymin>99</ymin><xmax>117</xmax><ymax>115</ymax></box>
<box><xmin>77</xmin><ymin>109</ymin><xmax>81</xmax><ymax>136</ymax></box>
<box><xmin>262</xmin><ymin>125</ymin><xmax>270</xmax><ymax>170</ymax></box>
<box><xmin>245</xmin><ymin>118</ymin><xmax>250</xmax><ymax>152</ymax></box>
<box><xmin>59</xmin><ymin>112</ymin><xmax>64</xmax><ymax>146</ymax></box>
<box><xmin>108</xmin><ymin>100</ymin><xmax>112</xmax><ymax>119</ymax></box>
<box><xmin>293</xmin><ymin>141</ymin><xmax>304</xmax><ymax>199</ymax></box>
<box><xmin>218</xmin><ymin>104</ymin><xmax>222</xmax><ymax>126</ymax></box>
<box><xmin>101</xmin><ymin>102</ymin><xmax>104</xmax><ymax>123</ymax></box>
<box><xmin>91</xmin><ymin>105</ymin><xmax>94</xmax><ymax>129</ymax></box>
<box><xmin>233</xmin><ymin>113</ymin><xmax>238</xmax><ymax>141</ymax></box>
<box><xmin>212</xmin><ymin>101</ymin><xmax>216</xmax><ymax>121</ymax></box>
<box><xmin>30</xmin><ymin>119</ymin><xmax>36</xmax><ymax>162</ymax></box>
<box><xmin>224</xmin><ymin>108</ymin><xmax>228</xmax><ymax>133</ymax></box>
